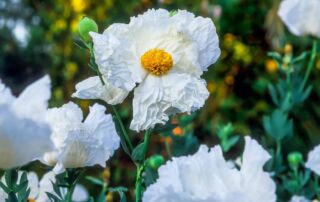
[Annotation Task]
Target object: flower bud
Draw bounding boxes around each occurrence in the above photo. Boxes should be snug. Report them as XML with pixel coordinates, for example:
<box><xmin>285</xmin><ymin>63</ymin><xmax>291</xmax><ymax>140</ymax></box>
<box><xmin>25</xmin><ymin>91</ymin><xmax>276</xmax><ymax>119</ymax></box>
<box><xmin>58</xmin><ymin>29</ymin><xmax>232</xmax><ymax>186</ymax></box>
<box><xmin>148</xmin><ymin>155</ymin><xmax>165</xmax><ymax>170</ymax></box>
<box><xmin>78</xmin><ymin>17</ymin><xmax>98</xmax><ymax>42</ymax></box>
<box><xmin>287</xmin><ymin>151</ymin><xmax>303</xmax><ymax>167</ymax></box>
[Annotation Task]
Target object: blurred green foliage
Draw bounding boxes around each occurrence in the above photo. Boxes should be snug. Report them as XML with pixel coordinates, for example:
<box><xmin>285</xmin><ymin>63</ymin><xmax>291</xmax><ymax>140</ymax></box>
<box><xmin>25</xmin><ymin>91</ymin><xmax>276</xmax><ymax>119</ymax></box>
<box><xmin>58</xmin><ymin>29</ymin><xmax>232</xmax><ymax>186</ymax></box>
<box><xmin>1</xmin><ymin>0</ymin><xmax>320</xmax><ymax>201</ymax></box>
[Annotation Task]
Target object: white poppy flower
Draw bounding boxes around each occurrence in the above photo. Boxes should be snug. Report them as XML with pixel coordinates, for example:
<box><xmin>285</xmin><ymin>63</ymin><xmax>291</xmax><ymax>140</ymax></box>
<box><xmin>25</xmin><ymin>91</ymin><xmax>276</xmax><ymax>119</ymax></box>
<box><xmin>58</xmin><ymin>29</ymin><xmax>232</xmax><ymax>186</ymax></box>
<box><xmin>290</xmin><ymin>196</ymin><xmax>310</xmax><ymax>202</ymax></box>
<box><xmin>306</xmin><ymin>144</ymin><xmax>320</xmax><ymax>175</ymax></box>
<box><xmin>278</xmin><ymin>0</ymin><xmax>320</xmax><ymax>37</ymax></box>
<box><xmin>143</xmin><ymin>137</ymin><xmax>276</xmax><ymax>202</ymax></box>
<box><xmin>0</xmin><ymin>76</ymin><xmax>53</xmax><ymax>169</ymax></box>
<box><xmin>43</xmin><ymin>102</ymin><xmax>120</xmax><ymax>173</ymax></box>
<box><xmin>0</xmin><ymin>171</ymin><xmax>88</xmax><ymax>202</ymax></box>
<box><xmin>73</xmin><ymin>9</ymin><xmax>220</xmax><ymax>132</ymax></box>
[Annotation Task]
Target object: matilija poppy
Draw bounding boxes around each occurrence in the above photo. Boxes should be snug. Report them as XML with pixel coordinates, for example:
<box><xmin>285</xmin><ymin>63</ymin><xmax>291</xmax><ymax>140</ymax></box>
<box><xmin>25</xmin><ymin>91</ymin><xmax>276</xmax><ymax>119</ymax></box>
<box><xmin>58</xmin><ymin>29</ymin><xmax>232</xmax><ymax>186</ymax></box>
<box><xmin>73</xmin><ymin>8</ymin><xmax>220</xmax><ymax>132</ymax></box>
<box><xmin>0</xmin><ymin>76</ymin><xmax>53</xmax><ymax>169</ymax></box>
<box><xmin>278</xmin><ymin>0</ymin><xmax>320</xmax><ymax>37</ymax></box>
<box><xmin>143</xmin><ymin>137</ymin><xmax>276</xmax><ymax>202</ymax></box>
<box><xmin>42</xmin><ymin>102</ymin><xmax>120</xmax><ymax>173</ymax></box>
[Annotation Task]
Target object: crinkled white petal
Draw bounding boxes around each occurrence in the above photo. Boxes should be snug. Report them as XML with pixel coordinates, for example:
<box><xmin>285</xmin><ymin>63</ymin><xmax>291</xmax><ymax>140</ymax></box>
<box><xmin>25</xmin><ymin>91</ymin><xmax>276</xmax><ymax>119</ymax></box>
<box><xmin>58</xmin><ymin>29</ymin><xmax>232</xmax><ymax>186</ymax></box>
<box><xmin>290</xmin><ymin>196</ymin><xmax>310</xmax><ymax>202</ymax></box>
<box><xmin>0</xmin><ymin>106</ymin><xmax>52</xmax><ymax>169</ymax></box>
<box><xmin>44</xmin><ymin>102</ymin><xmax>84</xmax><ymax>160</ymax></box>
<box><xmin>73</xmin><ymin>76</ymin><xmax>129</xmax><ymax>105</ymax></box>
<box><xmin>143</xmin><ymin>137</ymin><xmax>276</xmax><ymax>202</ymax></box>
<box><xmin>172</xmin><ymin>10</ymin><xmax>221</xmax><ymax>71</ymax></box>
<box><xmin>239</xmin><ymin>137</ymin><xmax>276</xmax><ymax>202</ymax></box>
<box><xmin>45</xmin><ymin>102</ymin><xmax>120</xmax><ymax>173</ymax></box>
<box><xmin>84</xmin><ymin>103</ymin><xmax>120</xmax><ymax>158</ymax></box>
<box><xmin>46</xmin><ymin>102</ymin><xmax>83</xmax><ymax>131</ymax></box>
<box><xmin>90</xmin><ymin>31</ymin><xmax>139</xmax><ymax>91</ymax></box>
<box><xmin>12</xmin><ymin>75</ymin><xmax>51</xmax><ymax>121</ymax></box>
<box><xmin>0</xmin><ymin>79</ymin><xmax>14</xmax><ymax>105</ymax></box>
<box><xmin>306</xmin><ymin>144</ymin><xmax>320</xmax><ymax>175</ymax></box>
<box><xmin>278</xmin><ymin>0</ymin><xmax>320</xmax><ymax>37</ymax></box>
<box><xmin>130</xmin><ymin>73</ymin><xmax>209</xmax><ymax>132</ymax></box>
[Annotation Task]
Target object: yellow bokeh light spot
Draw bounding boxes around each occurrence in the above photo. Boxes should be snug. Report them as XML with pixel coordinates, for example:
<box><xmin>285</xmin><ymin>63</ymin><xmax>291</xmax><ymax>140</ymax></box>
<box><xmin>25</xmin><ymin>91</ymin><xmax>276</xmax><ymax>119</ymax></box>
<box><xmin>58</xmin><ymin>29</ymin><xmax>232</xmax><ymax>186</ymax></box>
<box><xmin>172</xmin><ymin>127</ymin><xmax>184</xmax><ymax>136</ymax></box>
<box><xmin>225</xmin><ymin>75</ymin><xmax>234</xmax><ymax>85</ymax></box>
<box><xmin>208</xmin><ymin>82</ymin><xmax>217</xmax><ymax>93</ymax></box>
<box><xmin>72</xmin><ymin>0</ymin><xmax>88</xmax><ymax>13</ymax></box>
<box><xmin>265</xmin><ymin>59</ymin><xmax>278</xmax><ymax>73</ymax></box>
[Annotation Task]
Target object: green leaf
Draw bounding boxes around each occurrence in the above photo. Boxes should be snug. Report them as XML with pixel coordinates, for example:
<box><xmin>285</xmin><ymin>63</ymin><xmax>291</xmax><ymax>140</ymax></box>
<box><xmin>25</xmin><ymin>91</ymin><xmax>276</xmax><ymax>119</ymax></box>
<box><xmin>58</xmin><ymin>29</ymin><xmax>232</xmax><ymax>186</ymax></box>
<box><xmin>267</xmin><ymin>52</ymin><xmax>282</xmax><ymax>63</ymax></box>
<box><xmin>6</xmin><ymin>192</ymin><xmax>18</xmax><ymax>202</ymax></box>
<box><xmin>96</xmin><ymin>190</ymin><xmax>107</xmax><ymax>202</ymax></box>
<box><xmin>0</xmin><ymin>181</ymin><xmax>10</xmax><ymax>193</ymax></box>
<box><xmin>263</xmin><ymin>110</ymin><xmax>293</xmax><ymax>141</ymax></box>
<box><xmin>267</xmin><ymin>84</ymin><xmax>279</xmax><ymax>106</ymax></box>
<box><xmin>131</xmin><ymin>142</ymin><xmax>146</xmax><ymax>164</ymax></box>
<box><xmin>46</xmin><ymin>192</ymin><xmax>61</xmax><ymax>202</ymax></box>
<box><xmin>143</xmin><ymin>166</ymin><xmax>159</xmax><ymax>187</ymax></box>
<box><xmin>14</xmin><ymin>180</ymin><xmax>28</xmax><ymax>193</ymax></box>
<box><xmin>108</xmin><ymin>186</ymin><xmax>128</xmax><ymax>193</ymax></box>
<box><xmin>300</xmin><ymin>85</ymin><xmax>313</xmax><ymax>102</ymax></box>
<box><xmin>223</xmin><ymin>135</ymin><xmax>240</xmax><ymax>152</ymax></box>
<box><xmin>86</xmin><ymin>176</ymin><xmax>104</xmax><ymax>186</ymax></box>
<box><xmin>119</xmin><ymin>191</ymin><xmax>127</xmax><ymax>202</ymax></box>
<box><xmin>292</xmin><ymin>51</ymin><xmax>310</xmax><ymax>64</ymax></box>
<box><xmin>51</xmin><ymin>180</ymin><xmax>62</xmax><ymax>198</ymax></box>
<box><xmin>109</xmin><ymin>187</ymin><xmax>128</xmax><ymax>202</ymax></box>
<box><xmin>112</xmin><ymin>115</ymin><xmax>131</xmax><ymax>156</ymax></box>
<box><xmin>74</xmin><ymin>38</ymin><xmax>89</xmax><ymax>50</ymax></box>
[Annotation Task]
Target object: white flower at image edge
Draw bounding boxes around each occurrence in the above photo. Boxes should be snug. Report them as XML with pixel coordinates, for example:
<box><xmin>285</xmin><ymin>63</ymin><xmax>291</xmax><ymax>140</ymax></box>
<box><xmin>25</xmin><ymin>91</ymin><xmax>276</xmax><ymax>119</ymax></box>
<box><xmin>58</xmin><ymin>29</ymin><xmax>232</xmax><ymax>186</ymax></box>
<box><xmin>0</xmin><ymin>171</ymin><xmax>88</xmax><ymax>202</ymax></box>
<box><xmin>43</xmin><ymin>102</ymin><xmax>120</xmax><ymax>173</ymax></box>
<box><xmin>0</xmin><ymin>76</ymin><xmax>53</xmax><ymax>169</ymax></box>
<box><xmin>278</xmin><ymin>0</ymin><xmax>320</xmax><ymax>37</ymax></box>
<box><xmin>306</xmin><ymin>144</ymin><xmax>320</xmax><ymax>175</ymax></box>
<box><xmin>73</xmin><ymin>9</ymin><xmax>220</xmax><ymax>132</ymax></box>
<box><xmin>290</xmin><ymin>196</ymin><xmax>311</xmax><ymax>202</ymax></box>
<box><xmin>143</xmin><ymin>137</ymin><xmax>276</xmax><ymax>202</ymax></box>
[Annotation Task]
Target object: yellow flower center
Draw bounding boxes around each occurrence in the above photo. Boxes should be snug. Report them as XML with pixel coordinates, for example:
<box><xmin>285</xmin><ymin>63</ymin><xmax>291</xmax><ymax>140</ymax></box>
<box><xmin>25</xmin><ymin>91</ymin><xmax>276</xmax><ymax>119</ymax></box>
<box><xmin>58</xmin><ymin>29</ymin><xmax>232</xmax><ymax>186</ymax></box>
<box><xmin>141</xmin><ymin>49</ymin><xmax>173</xmax><ymax>76</ymax></box>
<box><xmin>28</xmin><ymin>199</ymin><xmax>36</xmax><ymax>202</ymax></box>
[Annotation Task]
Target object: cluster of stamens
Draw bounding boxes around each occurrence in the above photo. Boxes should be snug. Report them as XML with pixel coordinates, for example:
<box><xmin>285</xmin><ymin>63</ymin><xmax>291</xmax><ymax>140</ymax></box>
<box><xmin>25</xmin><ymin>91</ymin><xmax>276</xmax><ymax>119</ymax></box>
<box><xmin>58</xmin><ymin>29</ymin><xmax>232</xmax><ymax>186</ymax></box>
<box><xmin>141</xmin><ymin>49</ymin><xmax>173</xmax><ymax>76</ymax></box>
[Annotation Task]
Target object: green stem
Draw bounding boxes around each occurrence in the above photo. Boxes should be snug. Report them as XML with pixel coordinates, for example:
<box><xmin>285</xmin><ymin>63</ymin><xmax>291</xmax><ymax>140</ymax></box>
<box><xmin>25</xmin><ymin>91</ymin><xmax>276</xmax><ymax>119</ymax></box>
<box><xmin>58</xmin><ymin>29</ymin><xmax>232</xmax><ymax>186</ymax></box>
<box><xmin>143</xmin><ymin>129</ymin><xmax>152</xmax><ymax>159</ymax></box>
<box><xmin>64</xmin><ymin>169</ymin><xmax>84</xmax><ymax>202</ymax></box>
<box><xmin>66</xmin><ymin>185</ymin><xmax>76</xmax><ymax>202</ymax></box>
<box><xmin>135</xmin><ymin>165</ymin><xmax>144</xmax><ymax>202</ymax></box>
<box><xmin>299</xmin><ymin>40</ymin><xmax>317</xmax><ymax>93</ymax></box>
<box><xmin>165</xmin><ymin>141</ymin><xmax>172</xmax><ymax>158</ymax></box>
<box><xmin>135</xmin><ymin>130</ymin><xmax>152</xmax><ymax>202</ymax></box>
<box><xmin>276</xmin><ymin>140</ymin><xmax>282</xmax><ymax>159</ymax></box>
<box><xmin>111</xmin><ymin>106</ymin><xmax>133</xmax><ymax>152</ymax></box>
<box><xmin>315</xmin><ymin>175</ymin><xmax>320</xmax><ymax>199</ymax></box>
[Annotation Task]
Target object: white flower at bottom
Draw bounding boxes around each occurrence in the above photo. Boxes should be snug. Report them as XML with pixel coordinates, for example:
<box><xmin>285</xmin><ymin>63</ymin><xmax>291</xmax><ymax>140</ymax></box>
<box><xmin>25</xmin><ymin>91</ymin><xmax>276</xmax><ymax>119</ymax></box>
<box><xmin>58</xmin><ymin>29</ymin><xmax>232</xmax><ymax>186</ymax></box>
<box><xmin>290</xmin><ymin>196</ymin><xmax>310</xmax><ymax>202</ymax></box>
<box><xmin>73</xmin><ymin>9</ymin><xmax>220</xmax><ymax>132</ymax></box>
<box><xmin>306</xmin><ymin>144</ymin><xmax>320</xmax><ymax>175</ymax></box>
<box><xmin>43</xmin><ymin>102</ymin><xmax>120</xmax><ymax>173</ymax></box>
<box><xmin>143</xmin><ymin>137</ymin><xmax>276</xmax><ymax>202</ymax></box>
<box><xmin>0</xmin><ymin>76</ymin><xmax>53</xmax><ymax>169</ymax></box>
<box><xmin>278</xmin><ymin>0</ymin><xmax>320</xmax><ymax>37</ymax></box>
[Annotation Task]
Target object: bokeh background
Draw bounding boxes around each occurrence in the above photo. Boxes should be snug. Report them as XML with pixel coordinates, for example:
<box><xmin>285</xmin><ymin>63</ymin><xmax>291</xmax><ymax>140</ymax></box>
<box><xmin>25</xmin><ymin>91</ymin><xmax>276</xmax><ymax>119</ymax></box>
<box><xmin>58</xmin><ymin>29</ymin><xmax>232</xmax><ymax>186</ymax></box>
<box><xmin>1</xmin><ymin>0</ymin><xmax>320</xmax><ymax>201</ymax></box>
